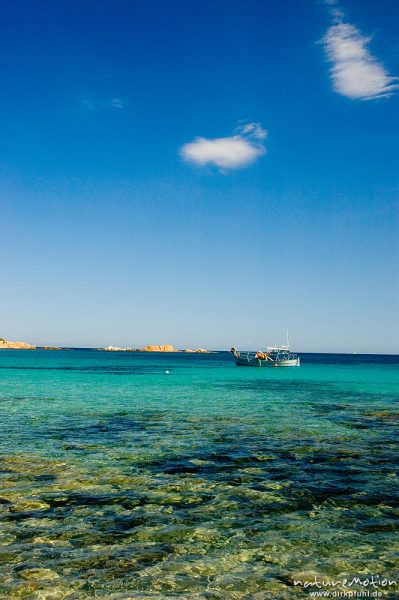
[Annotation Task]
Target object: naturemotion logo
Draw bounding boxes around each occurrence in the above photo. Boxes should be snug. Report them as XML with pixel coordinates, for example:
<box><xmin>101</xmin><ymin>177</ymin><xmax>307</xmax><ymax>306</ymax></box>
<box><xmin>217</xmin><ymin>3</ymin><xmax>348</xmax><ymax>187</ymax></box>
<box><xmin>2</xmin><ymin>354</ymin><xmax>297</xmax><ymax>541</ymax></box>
<box><xmin>293</xmin><ymin>575</ymin><xmax>397</xmax><ymax>597</ymax></box>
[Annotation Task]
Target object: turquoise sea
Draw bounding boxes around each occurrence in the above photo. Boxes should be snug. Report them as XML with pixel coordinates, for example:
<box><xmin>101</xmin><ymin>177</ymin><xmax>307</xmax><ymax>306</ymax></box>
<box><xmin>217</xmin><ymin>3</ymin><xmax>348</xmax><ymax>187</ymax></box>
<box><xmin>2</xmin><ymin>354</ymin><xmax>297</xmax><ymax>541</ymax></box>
<box><xmin>0</xmin><ymin>350</ymin><xmax>398</xmax><ymax>599</ymax></box>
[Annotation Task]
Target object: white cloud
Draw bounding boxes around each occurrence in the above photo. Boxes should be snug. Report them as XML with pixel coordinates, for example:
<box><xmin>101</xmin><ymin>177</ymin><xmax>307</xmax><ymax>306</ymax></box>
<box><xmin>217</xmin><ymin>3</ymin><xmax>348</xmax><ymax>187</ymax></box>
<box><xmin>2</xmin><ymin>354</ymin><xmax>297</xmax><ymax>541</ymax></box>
<box><xmin>323</xmin><ymin>22</ymin><xmax>398</xmax><ymax>100</ymax></box>
<box><xmin>180</xmin><ymin>122</ymin><xmax>267</xmax><ymax>170</ymax></box>
<box><xmin>80</xmin><ymin>96</ymin><xmax>125</xmax><ymax>112</ymax></box>
<box><xmin>81</xmin><ymin>98</ymin><xmax>95</xmax><ymax>112</ymax></box>
<box><xmin>111</xmin><ymin>97</ymin><xmax>124</xmax><ymax>109</ymax></box>
<box><xmin>238</xmin><ymin>122</ymin><xmax>267</xmax><ymax>140</ymax></box>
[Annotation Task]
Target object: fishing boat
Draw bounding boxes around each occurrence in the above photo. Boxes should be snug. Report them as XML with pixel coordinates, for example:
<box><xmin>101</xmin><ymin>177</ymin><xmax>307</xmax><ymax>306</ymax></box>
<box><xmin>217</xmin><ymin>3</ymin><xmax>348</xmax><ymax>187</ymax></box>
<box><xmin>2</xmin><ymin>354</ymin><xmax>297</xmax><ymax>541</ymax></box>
<box><xmin>230</xmin><ymin>341</ymin><xmax>300</xmax><ymax>367</ymax></box>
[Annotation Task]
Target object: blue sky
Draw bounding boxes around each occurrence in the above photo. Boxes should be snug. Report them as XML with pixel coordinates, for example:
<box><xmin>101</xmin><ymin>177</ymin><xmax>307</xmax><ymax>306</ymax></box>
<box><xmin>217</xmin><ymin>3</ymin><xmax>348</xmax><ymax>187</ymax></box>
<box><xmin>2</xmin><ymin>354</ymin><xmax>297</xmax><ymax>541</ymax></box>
<box><xmin>1</xmin><ymin>0</ymin><xmax>398</xmax><ymax>352</ymax></box>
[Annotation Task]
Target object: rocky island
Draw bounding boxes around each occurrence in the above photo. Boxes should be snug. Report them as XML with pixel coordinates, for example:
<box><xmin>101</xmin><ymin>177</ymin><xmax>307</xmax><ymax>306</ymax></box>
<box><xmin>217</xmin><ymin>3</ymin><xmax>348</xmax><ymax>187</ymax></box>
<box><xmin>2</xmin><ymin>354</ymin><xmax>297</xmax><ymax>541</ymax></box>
<box><xmin>184</xmin><ymin>348</ymin><xmax>210</xmax><ymax>353</ymax></box>
<box><xmin>138</xmin><ymin>345</ymin><xmax>211</xmax><ymax>353</ymax></box>
<box><xmin>1</xmin><ymin>338</ymin><xmax>212</xmax><ymax>353</ymax></box>
<box><xmin>41</xmin><ymin>346</ymin><xmax>63</xmax><ymax>350</ymax></box>
<box><xmin>101</xmin><ymin>346</ymin><xmax>136</xmax><ymax>352</ymax></box>
<box><xmin>0</xmin><ymin>338</ymin><xmax>36</xmax><ymax>350</ymax></box>
<box><xmin>99</xmin><ymin>344</ymin><xmax>211</xmax><ymax>353</ymax></box>
<box><xmin>141</xmin><ymin>344</ymin><xmax>178</xmax><ymax>352</ymax></box>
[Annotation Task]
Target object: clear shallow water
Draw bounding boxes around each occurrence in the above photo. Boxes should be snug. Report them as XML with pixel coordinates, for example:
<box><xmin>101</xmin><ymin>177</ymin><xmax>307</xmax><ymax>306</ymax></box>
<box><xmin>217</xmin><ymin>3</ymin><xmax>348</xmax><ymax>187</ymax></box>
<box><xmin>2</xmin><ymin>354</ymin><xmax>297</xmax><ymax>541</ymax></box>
<box><xmin>0</xmin><ymin>350</ymin><xmax>398</xmax><ymax>599</ymax></box>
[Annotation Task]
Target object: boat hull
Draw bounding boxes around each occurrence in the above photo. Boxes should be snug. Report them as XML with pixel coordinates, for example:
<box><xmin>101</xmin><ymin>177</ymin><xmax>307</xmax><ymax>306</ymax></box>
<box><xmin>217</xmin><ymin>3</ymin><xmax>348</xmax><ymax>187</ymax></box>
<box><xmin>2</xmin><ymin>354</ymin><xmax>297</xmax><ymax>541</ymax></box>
<box><xmin>235</xmin><ymin>357</ymin><xmax>300</xmax><ymax>367</ymax></box>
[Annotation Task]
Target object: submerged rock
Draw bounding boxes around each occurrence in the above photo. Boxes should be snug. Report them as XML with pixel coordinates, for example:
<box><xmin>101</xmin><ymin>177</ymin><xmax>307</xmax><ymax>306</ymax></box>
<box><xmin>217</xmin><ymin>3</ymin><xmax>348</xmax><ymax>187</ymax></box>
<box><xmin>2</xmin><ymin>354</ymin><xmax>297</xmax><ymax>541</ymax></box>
<box><xmin>19</xmin><ymin>568</ymin><xmax>60</xmax><ymax>581</ymax></box>
<box><xmin>10</xmin><ymin>499</ymin><xmax>51</xmax><ymax>512</ymax></box>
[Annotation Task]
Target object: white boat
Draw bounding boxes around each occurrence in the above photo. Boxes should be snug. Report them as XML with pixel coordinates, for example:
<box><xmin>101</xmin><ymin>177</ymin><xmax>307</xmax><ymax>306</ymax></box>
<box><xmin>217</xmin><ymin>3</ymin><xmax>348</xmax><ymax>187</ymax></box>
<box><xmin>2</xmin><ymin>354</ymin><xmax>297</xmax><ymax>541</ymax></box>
<box><xmin>230</xmin><ymin>342</ymin><xmax>300</xmax><ymax>367</ymax></box>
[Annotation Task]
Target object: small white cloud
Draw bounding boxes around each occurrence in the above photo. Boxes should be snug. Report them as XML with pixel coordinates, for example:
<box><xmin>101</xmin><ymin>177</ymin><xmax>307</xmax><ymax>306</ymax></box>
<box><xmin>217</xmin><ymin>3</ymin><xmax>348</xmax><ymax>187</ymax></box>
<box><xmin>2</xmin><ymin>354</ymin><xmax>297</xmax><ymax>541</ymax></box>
<box><xmin>81</xmin><ymin>98</ymin><xmax>95</xmax><ymax>112</ymax></box>
<box><xmin>322</xmin><ymin>0</ymin><xmax>345</xmax><ymax>20</ymax></box>
<box><xmin>111</xmin><ymin>97</ymin><xmax>124</xmax><ymax>109</ymax></box>
<box><xmin>180</xmin><ymin>122</ymin><xmax>267</xmax><ymax>170</ymax></box>
<box><xmin>80</xmin><ymin>96</ymin><xmax>125</xmax><ymax>112</ymax></box>
<box><xmin>238</xmin><ymin>122</ymin><xmax>267</xmax><ymax>140</ymax></box>
<box><xmin>323</xmin><ymin>22</ymin><xmax>398</xmax><ymax>100</ymax></box>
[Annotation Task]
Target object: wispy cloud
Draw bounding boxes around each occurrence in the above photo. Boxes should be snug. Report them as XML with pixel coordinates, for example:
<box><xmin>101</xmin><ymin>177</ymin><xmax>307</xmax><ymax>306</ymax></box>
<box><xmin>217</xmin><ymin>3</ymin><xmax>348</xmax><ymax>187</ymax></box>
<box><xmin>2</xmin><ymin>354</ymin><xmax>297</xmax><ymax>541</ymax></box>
<box><xmin>322</xmin><ymin>0</ymin><xmax>344</xmax><ymax>19</ymax></box>
<box><xmin>180</xmin><ymin>123</ymin><xmax>267</xmax><ymax>170</ymax></box>
<box><xmin>81</xmin><ymin>98</ymin><xmax>95</xmax><ymax>112</ymax></box>
<box><xmin>80</xmin><ymin>96</ymin><xmax>125</xmax><ymax>112</ymax></box>
<box><xmin>323</xmin><ymin>20</ymin><xmax>398</xmax><ymax>100</ymax></box>
<box><xmin>111</xmin><ymin>97</ymin><xmax>124</xmax><ymax>109</ymax></box>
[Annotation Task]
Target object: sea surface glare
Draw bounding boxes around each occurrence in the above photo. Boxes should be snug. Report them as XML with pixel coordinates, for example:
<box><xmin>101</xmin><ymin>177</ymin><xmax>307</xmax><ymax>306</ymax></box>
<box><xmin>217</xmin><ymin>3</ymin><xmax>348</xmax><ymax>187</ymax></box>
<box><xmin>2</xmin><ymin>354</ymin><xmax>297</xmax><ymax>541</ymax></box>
<box><xmin>0</xmin><ymin>350</ymin><xmax>398</xmax><ymax>598</ymax></box>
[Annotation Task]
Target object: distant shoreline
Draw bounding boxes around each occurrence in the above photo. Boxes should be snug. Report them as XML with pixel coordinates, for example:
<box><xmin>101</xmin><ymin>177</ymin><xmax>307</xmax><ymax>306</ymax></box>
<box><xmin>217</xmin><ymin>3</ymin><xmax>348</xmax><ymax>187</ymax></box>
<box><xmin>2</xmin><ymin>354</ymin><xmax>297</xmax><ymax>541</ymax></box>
<box><xmin>0</xmin><ymin>339</ymin><xmax>397</xmax><ymax>355</ymax></box>
<box><xmin>0</xmin><ymin>339</ymin><xmax>213</xmax><ymax>353</ymax></box>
